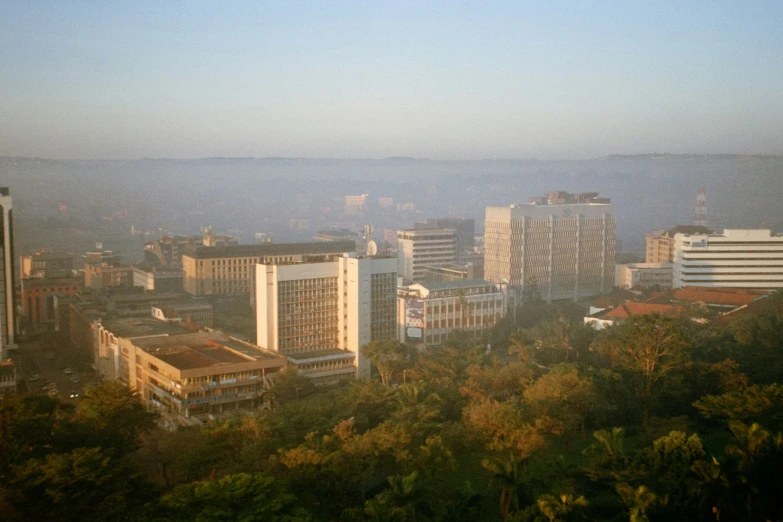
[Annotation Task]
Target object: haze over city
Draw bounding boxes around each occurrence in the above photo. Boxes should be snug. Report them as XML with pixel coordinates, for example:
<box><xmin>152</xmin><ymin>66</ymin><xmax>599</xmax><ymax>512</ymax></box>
<box><xmin>2</xmin><ymin>1</ymin><xmax>782</xmax><ymax>160</ymax></box>
<box><xmin>3</xmin><ymin>3</ymin><xmax>783</xmax><ymax>522</ymax></box>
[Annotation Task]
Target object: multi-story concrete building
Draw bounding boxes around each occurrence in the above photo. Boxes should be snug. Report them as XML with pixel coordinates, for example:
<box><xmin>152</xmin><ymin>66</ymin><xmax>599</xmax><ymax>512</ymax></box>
<box><xmin>256</xmin><ymin>255</ymin><xmax>397</xmax><ymax>383</ymax></box>
<box><xmin>646</xmin><ymin>225</ymin><xmax>712</xmax><ymax>263</ymax></box>
<box><xmin>145</xmin><ymin>234</ymin><xmax>238</xmax><ymax>268</ymax></box>
<box><xmin>21</xmin><ymin>276</ymin><xmax>83</xmax><ymax>325</ymax></box>
<box><xmin>182</xmin><ymin>241</ymin><xmax>355</xmax><ymax>297</ymax></box>
<box><xmin>397</xmin><ymin>228</ymin><xmax>457</xmax><ymax>283</ymax></box>
<box><xmin>132</xmin><ymin>267</ymin><xmax>184</xmax><ymax>293</ymax></box>
<box><xmin>93</xmin><ymin>318</ymin><xmax>285</xmax><ymax>419</ymax></box>
<box><xmin>398</xmin><ymin>279</ymin><xmax>507</xmax><ymax>348</ymax></box>
<box><xmin>345</xmin><ymin>194</ymin><xmax>369</xmax><ymax>213</ymax></box>
<box><xmin>673</xmin><ymin>229</ymin><xmax>783</xmax><ymax>289</ymax></box>
<box><xmin>615</xmin><ymin>263</ymin><xmax>673</xmax><ymax>289</ymax></box>
<box><xmin>415</xmin><ymin>218</ymin><xmax>475</xmax><ymax>258</ymax></box>
<box><xmin>21</xmin><ymin>250</ymin><xmax>73</xmax><ymax>279</ymax></box>
<box><xmin>0</xmin><ymin>188</ymin><xmax>16</xmax><ymax>358</ymax></box>
<box><xmin>484</xmin><ymin>192</ymin><xmax>615</xmax><ymax>302</ymax></box>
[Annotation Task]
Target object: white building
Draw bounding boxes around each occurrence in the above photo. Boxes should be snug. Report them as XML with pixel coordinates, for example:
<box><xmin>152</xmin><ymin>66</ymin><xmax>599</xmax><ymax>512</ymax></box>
<box><xmin>615</xmin><ymin>263</ymin><xmax>673</xmax><ymax>289</ymax></box>
<box><xmin>256</xmin><ymin>255</ymin><xmax>397</xmax><ymax>382</ymax></box>
<box><xmin>0</xmin><ymin>188</ymin><xmax>16</xmax><ymax>358</ymax></box>
<box><xmin>398</xmin><ymin>279</ymin><xmax>507</xmax><ymax>348</ymax></box>
<box><xmin>484</xmin><ymin>194</ymin><xmax>615</xmax><ymax>302</ymax></box>
<box><xmin>397</xmin><ymin>228</ymin><xmax>456</xmax><ymax>283</ymax></box>
<box><xmin>673</xmin><ymin>229</ymin><xmax>783</xmax><ymax>289</ymax></box>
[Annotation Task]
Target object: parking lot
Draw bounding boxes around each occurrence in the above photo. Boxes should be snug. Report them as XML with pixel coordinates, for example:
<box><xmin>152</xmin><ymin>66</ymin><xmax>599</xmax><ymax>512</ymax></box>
<box><xmin>13</xmin><ymin>335</ymin><xmax>96</xmax><ymax>401</ymax></box>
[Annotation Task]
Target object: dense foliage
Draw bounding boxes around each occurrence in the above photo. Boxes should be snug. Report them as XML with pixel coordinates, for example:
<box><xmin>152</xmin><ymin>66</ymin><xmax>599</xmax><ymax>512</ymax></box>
<box><xmin>2</xmin><ymin>291</ymin><xmax>783</xmax><ymax>521</ymax></box>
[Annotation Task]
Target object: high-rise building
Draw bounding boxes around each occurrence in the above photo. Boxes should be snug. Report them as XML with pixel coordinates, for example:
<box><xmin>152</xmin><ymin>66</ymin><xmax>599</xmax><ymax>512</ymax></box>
<box><xmin>672</xmin><ymin>229</ymin><xmax>783</xmax><ymax>289</ymax></box>
<box><xmin>0</xmin><ymin>188</ymin><xmax>16</xmax><ymax>358</ymax></box>
<box><xmin>256</xmin><ymin>255</ymin><xmax>397</xmax><ymax>383</ymax></box>
<box><xmin>397</xmin><ymin>228</ymin><xmax>457</xmax><ymax>283</ymax></box>
<box><xmin>182</xmin><ymin>241</ymin><xmax>355</xmax><ymax>297</ymax></box>
<box><xmin>484</xmin><ymin>192</ymin><xmax>615</xmax><ymax>302</ymax></box>
<box><xmin>415</xmin><ymin>218</ymin><xmax>475</xmax><ymax>258</ymax></box>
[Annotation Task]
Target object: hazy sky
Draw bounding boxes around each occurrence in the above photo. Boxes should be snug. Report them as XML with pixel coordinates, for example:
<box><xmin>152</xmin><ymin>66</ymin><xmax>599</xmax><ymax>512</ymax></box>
<box><xmin>2</xmin><ymin>1</ymin><xmax>782</xmax><ymax>160</ymax></box>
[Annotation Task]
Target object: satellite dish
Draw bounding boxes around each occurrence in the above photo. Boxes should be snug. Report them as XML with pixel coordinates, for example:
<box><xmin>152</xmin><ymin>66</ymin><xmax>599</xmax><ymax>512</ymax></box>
<box><xmin>366</xmin><ymin>240</ymin><xmax>378</xmax><ymax>256</ymax></box>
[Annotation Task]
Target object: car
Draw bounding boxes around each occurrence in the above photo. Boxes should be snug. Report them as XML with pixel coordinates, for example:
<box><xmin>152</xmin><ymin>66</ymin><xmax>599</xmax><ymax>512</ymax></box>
<box><xmin>70</xmin><ymin>376</ymin><xmax>80</xmax><ymax>384</ymax></box>
<box><xmin>69</xmin><ymin>392</ymin><xmax>79</xmax><ymax>399</ymax></box>
<box><xmin>28</xmin><ymin>374</ymin><xmax>40</xmax><ymax>382</ymax></box>
<box><xmin>48</xmin><ymin>389</ymin><xmax>59</xmax><ymax>397</ymax></box>
<box><xmin>46</xmin><ymin>352</ymin><xmax>55</xmax><ymax>359</ymax></box>
<box><xmin>64</xmin><ymin>368</ymin><xmax>73</xmax><ymax>375</ymax></box>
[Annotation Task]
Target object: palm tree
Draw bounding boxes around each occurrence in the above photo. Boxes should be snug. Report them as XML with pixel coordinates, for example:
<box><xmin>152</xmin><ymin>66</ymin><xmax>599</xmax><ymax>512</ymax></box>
<box><xmin>536</xmin><ymin>493</ymin><xmax>588</xmax><ymax>522</ymax></box>
<box><xmin>482</xmin><ymin>454</ymin><xmax>530</xmax><ymax>520</ymax></box>
<box><xmin>616</xmin><ymin>483</ymin><xmax>665</xmax><ymax>522</ymax></box>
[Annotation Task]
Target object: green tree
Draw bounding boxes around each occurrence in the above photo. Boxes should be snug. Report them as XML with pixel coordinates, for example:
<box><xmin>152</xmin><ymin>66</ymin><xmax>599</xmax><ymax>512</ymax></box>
<box><xmin>8</xmin><ymin>446</ymin><xmax>157</xmax><ymax>521</ymax></box>
<box><xmin>591</xmin><ymin>315</ymin><xmax>691</xmax><ymax>425</ymax></box>
<box><xmin>615</xmin><ymin>483</ymin><xmax>665</xmax><ymax>522</ymax></box>
<box><xmin>523</xmin><ymin>364</ymin><xmax>598</xmax><ymax>440</ymax></box>
<box><xmin>362</xmin><ymin>340</ymin><xmax>410</xmax><ymax>385</ymax></box>
<box><xmin>159</xmin><ymin>472</ymin><xmax>307</xmax><ymax>521</ymax></box>
<box><xmin>76</xmin><ymin>380</ymin><xmax>158</xmax><ymax>456</ymax></box>
<box><xmin>535</xmin><ymin>493</ymin><xmax>588</xmax><ymax>522</ymax></box>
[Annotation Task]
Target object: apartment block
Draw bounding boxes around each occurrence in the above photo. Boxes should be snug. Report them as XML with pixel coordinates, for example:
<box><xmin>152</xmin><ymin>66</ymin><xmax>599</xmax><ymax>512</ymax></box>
<box><xmin>256</xmin><ymin>255</ymin><xmax>397</xmax><ymax>383</ymax></box>
<box><xmin>182</xmin><ymin>241</ymin><xmax>355</xmax><ymax>297</ymax></box>
<box><xmin>645</xmin><ymin>225</ymin><xmax>711</xmax><ymax>263</ymax></box>
<box><xmin>484</xmin><ymin>192</ymin><xmax>615</xmax><ymax>302</ymax></box>
<box><xmin>397</xmin><ymin>228</ymin><xmax>456</xmax><ymax>283</ymax></box>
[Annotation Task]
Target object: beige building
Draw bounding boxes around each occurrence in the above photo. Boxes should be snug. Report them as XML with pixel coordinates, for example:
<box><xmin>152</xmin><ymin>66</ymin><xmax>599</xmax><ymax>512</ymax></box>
<box><xmin>484</xmin><ymin>193</ymin><xmax>615</xmax><ymax>302</ymax></box>
<box><xmin>397</xmin><ymin>228</ymin><xmax>457</xmax><ymax>283</ymax></box>
<box><xmin>398</xmin><ymin>279</ymin><xmax>506</xmax><ymax>348</ymax></box>
<box><xmin>645</xmin><ymin>225</ymin><xmax>711</xmax><ymax>263</ymax></box>
<box><xmin>0</xmin><ymin>188</ymin><xmax>17</xmax><ymax>358</ymax></box>
<box><xmin>182</xmin><ymin>241</ymin><xmax>355</xmax><ymax>297</ymax></box>
<box><xmin>94</xmin><ymin>317</ymin><xmax>285</xmax><ymax>419</ymax></box>
<box><xmin>615</xmin><ymin>263</ymin><xmax>673</xmax><ymax>289</ymax></box>
<box><xmin>256</xmin><ymin>255</ymin><xmax>397</xmax><ymax>383</ymax></box>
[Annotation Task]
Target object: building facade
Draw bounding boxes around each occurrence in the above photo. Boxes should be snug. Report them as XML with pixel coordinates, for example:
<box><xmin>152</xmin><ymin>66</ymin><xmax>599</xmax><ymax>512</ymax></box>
<box><xmin>673</xmin><ymin>229</ymin><xmax>783</xmax><ymax>289</ymax></box>
<box><xmin>256</xmin><ymin>255</ymin><xmax>397</xmax><ymax>382</ymax></box>
<box><xmin>615</xmin><ymin>263</ymin><xmax>673</xmax><ymax>289</ymax></box>
<box><xmin>415</xmin><ymin>218</ymin><xmax>475</xmax><ymax>258</ymax></box>
<box><xmin>21</xmin><ymin>276</ymin><xmax>83</xmax><ymax>325</ymax></box>
<box><xmin>397</xmin><ymin>228</ymin><xmax>457</xmax><ymax>283</ymax></box>
<box><xmin>484</xmin><ymin>193</ymin><xmax>615</xmax><ymax>302</ymax></box>
<box><xmin>398</xmin><ymin>279</ymin><xmax>506</xmax><ymax>348</ymax></box>
<box><xmin>646</xmin><ymin>225</ymin><xmax>712</xmax><ymax>263</ymax></box>
<box><xmin>0</xmin><ymin>188</ymin><xmax>16</xmax><ymax>358</ymax></box>
<box><xmin>182</xmin><ymin>241</ymin><xmax>355</xmax><ymax>297</ymax></box>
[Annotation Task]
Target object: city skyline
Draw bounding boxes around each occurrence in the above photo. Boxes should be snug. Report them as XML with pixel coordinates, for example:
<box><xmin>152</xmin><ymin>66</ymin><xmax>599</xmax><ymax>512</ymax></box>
<box><xmin>2</xmin><ymin>1</ymin><xmax>782</xmax><ymax>160</ymax></box>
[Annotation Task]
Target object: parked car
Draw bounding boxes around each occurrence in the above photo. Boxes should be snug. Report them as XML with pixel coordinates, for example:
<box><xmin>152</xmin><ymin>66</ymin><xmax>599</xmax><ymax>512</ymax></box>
<box><xmin>70</xmin><ymin>376</ymin><xmax>80</xmax><ymax>384</ymax></box>
<box><xmin>64</xmin><ymin>368</ymin><xmax>73</xmax><ymax>375</ymax></box>
<box><xmin>28</xmin><ymin>374</ymin><xmax>40</xmax><ymax>382</ymax></box>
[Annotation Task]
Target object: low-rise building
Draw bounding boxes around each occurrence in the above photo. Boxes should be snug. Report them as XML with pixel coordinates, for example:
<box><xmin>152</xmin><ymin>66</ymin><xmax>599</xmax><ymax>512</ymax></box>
<box><xmin>397</xmin><ymin>228</ymin><xmax>457</xmax><ymax>283</ymax></box>
<box><xmin>0</xmin><ymin>359</ymin><xmax>17</xmax><ymax>395</ymax></box>
<box><xmin>584</xmin><ymin>302</ymin><xmax>679</xmax><ymax>330</ymax></box>
<box><xmin>398</xmin><ymin>279</ymin><xmax>507</xmax><ymax>348</ymax></box>
<box><xmin>615</xmin><ymin>263</ymin><xmax>673</xmax><ymax>289</ymax></box>
<box><xmin>133</xmin><ymin>267</ymin><xmax>184</xmax><ymax>293</ymax></box>
<box><xmin>128</xmin><ymin>331</ymin><xmax>286</xmax><ymax>419</ymax></box>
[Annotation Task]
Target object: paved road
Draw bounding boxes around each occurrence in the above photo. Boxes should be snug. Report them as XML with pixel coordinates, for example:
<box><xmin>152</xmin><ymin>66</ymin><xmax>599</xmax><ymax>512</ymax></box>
<box><xmin>15</xmin><ymin>336</ymin><xmax>96</xmax><ymax>401</ymax></box>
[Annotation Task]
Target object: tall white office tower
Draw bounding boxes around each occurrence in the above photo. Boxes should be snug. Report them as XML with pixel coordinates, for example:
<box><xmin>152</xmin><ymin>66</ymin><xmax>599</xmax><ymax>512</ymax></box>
<box><xmin>0</xmin><ymin>188</ymin><xmax>16</xmax><ymax>359</ymax></box>
<box><xmin>485</xmin><ymin>192</ymin><xmax>615</xmax><ymax>302</ymax></box>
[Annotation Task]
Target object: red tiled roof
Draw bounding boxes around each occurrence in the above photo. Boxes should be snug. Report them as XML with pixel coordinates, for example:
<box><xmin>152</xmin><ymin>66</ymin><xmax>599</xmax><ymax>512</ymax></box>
<box><xmin>590</xmin><ymin>289</ymin><xmax>638</xmax><ymax>309</ymax></box>
<box><xmin>604</xmin><ymin>302</ymin><xmax>677</xmax><ymax>319</ymax></box>
<box><xmin>672</xmin><ymin>287</ymin><xmax>767</xmax><ymax>306</ymax></box>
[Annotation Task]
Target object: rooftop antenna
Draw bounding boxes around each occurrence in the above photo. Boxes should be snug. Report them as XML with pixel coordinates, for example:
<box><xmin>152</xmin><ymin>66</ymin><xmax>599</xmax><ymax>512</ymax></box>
<box><xmin>694</xmin><ymin>187</ymin><xmax>707</xmax><ymax>227</ymax></box>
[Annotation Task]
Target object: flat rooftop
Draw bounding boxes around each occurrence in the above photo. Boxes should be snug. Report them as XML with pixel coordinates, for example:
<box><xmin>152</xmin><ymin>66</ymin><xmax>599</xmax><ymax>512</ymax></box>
<box><xmin>185</xmin><ymin>240</ymin><xmax>355</xmax><ymax>260</ymax></box>
<box><xmin>420</xmin><ymin>278</ymin><xmax>496</xmax><ymax>291</ymax></box>
<box><xmin>134</xmin><ymin>332</ymin><xmax>284</xmax><ymax>370</ymax></box>
<box><xmin>285</xmin><ymin>349</ymin><xmax>355</xmax><ymax>362</ymax></box>
<box><xmin>101</xmin><ymin>316</ymin><xmax>187</xmax><ymax>338</ymax></box>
